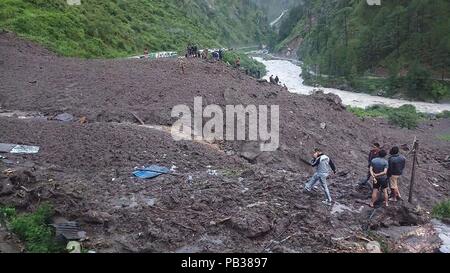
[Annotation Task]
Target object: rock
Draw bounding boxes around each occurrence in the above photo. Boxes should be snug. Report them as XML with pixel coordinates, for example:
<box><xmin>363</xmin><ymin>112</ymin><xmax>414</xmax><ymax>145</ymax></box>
<box><xmin>366</xmin><ymin>241</ymin><xmax>382</xmax><ymax>253</ymax></box>
<box><xmin>320</xmin><ymin>123</ymin><xmax>327</xmax><ymax>130</ymax></box>
<box><xmin>229</xmin><ymin>211</ymin><xmax>271</xmax><ymax>238</ymax></box>
<box><xmin>82</xmin><ymin>211</ymin><xmax>112</xmax><ymax>225</ymax></box>
<box><xmin>0</xmin><ymin>181</ymin><xmax>14</xmax><ymax>196</ymax></box>
<box><xmin>240</xmin><ymin>169</ymin><xmax>255</xmax><ymax>178</ymax></box>
<box><xmin>311</xmin><ymin>91</ymin><xmax>345</xmax><ymax>110</ymax></box>
<box><xmin>145</xmin><ymin>198</ymin><xmax>156</xmax><ymax>207</ymax></box>
<box><xmin>8</xmin><ymin>169</ymin><xmax>36</xmax><ymax>185</ymax></box>
<box><xmin>239</xmin><ymin>142</ymin><xmax>262</xmax><ymax>163</ymax></box>
<box><xmin>54</xmin><ymin>113</ymin><xmax>74</xmax><ymax>122</ymax></box>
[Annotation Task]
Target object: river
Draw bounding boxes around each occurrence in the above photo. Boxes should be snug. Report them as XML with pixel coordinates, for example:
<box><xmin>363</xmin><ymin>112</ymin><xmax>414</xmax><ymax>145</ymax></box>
<box><xmin>252</xmin><ymin>57</ymin><xmax>450</xmax><ymax>114</ymax></box>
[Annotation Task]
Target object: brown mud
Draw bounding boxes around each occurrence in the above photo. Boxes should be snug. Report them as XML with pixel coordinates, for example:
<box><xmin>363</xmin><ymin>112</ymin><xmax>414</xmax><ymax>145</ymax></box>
<box><xmin>1</xmin><ymin>32</ymin><xmax>449</xmax><ymax>252</ymax></box>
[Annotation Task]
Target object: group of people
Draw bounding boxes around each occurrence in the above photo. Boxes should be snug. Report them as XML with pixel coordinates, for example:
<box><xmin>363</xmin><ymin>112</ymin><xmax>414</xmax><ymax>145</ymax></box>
<box><xmin>269</xmin><ymin>75</ymin><xmax>280</xmax><ymax>85</ymax></box>
<box><xmin>186</xmin><ymin>45</ymin><xmax>199</xmax><ymax>58</ymax></box>
<box><xmin>303</xmin><ymin>143</ymin><xmax>406</xmax><ymax>208</ymax></box>
<box><xmin>186</xmin><ymin>45</ymin><xmax>224</xmax><ymax>62</ymax></box>
<box><xmin>360</xmin><ymin>143</ymin><xmax>406</xmax><ymax>208</ymax></box>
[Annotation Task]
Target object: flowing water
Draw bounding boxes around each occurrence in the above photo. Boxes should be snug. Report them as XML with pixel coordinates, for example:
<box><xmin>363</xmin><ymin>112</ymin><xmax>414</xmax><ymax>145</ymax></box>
<box><xmin>253</xmin><ymin>57</ymin><xmax>450</xmax><ymax>114</ymax></box>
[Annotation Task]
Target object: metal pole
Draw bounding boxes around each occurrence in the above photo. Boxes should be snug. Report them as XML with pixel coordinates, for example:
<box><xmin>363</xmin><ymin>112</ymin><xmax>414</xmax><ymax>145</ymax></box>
<box><xmin>408</xmin><ymin>140</ymin><xmax>419</xmax><ymax>203</ymax></box>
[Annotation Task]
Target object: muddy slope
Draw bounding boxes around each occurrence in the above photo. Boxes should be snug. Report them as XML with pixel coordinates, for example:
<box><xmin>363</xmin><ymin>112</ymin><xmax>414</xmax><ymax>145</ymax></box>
<box><xmin>0</xmin><ymin>32</ymin><xmax>449</xmax><ymax>253</ymax></box>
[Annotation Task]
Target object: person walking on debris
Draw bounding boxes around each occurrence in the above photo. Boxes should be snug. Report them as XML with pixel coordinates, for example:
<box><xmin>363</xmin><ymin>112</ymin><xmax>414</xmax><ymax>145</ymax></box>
<box><xmin>304</xmin><ymin>148</ymin><xmax>337</xmax><ymax>206</ymax></box>
<box><xmin>359</xmin><ymin>143</ymin><xmax>381</xmax><ymax>189</ymax></box>
<box><xmin>178</xmin><ymin>58</ymin><xmax>186</xmax><ymax>75</ymax></box>
<box><xmin>388</xmin><ymin>146</ymin><xmax>406</xmax><ymax>202</ymax></box>
<box><xmin>369</xmin><ymin>149</ymin><xmax>389</xmax><ymax>208</ymax></box>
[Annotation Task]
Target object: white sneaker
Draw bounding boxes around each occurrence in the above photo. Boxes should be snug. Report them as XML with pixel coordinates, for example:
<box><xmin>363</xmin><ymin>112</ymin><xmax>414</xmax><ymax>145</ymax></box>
<box><xmin>322</xmin><ymin>200</ymin><xmax>332</xmax><ymax>206</ymax></box>
<box><xmin>304</xmin><ymin>185</ymin><xmax>312</xmax><ymax>192</ymax></box>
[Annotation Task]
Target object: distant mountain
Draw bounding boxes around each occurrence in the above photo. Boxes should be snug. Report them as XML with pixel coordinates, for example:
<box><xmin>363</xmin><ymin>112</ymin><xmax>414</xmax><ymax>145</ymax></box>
<box><xmin>0</xmin><ymin>0</ymin><xmax>272</xmax><ymax>58</ymax></box>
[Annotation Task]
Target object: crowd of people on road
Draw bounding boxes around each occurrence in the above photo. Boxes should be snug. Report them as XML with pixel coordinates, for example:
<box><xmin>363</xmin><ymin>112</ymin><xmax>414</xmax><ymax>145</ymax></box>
<box><xmin>304</xmin><ymin>143</ymin><xmax>406</xmax><ymax>208</ymax></box>
<box><xmin>185</xmin><ymin>44</ymin><xmax>224</xmax><ymax>61</ymax></box>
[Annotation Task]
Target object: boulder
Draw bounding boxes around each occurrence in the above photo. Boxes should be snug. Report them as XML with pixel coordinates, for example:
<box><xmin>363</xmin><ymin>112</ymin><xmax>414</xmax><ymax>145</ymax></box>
<box><xmin>366</xmin><ymin>241</ymin><xmax>382</xmax><ymax>253</ymax></box>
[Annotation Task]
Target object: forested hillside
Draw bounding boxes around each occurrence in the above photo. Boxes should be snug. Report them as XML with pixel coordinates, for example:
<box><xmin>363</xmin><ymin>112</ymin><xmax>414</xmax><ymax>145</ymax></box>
<box><xmin>275</xmin><ymin>0</ymin><xmax>450</xmax><ymax>101</ymax></box>
<box><xmin>251</xmin><ymin>0</ymin><xmax>298</xmax><ymax>21</ymax></box>
<box><xmin>0</xmin><ymin>0</ymin><xmax>271</xmax><ymax>57</ymax></box>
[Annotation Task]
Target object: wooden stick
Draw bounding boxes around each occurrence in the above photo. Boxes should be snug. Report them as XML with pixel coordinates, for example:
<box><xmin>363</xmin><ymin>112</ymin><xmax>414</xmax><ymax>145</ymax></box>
<box><xmin>131</xmin><ymin>112</ymin><xmax>145</xmax><ymax>126</ymax></box>
<box><xmin>409</xmin><ymin>140</ymin><xmax>419</xmax><ymax>203</ymax></box>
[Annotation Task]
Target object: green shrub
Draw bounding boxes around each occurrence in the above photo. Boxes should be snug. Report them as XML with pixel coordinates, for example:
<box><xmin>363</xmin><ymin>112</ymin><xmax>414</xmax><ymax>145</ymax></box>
<box><xmin>405</xmin><ymin>63</ymin><xmax>432</xmax><ymax>99</ymax></box>
<box><xmin>438</xmin><ymin>134</ymin><xmax>450</xmax><ymax>142</ymax></box>
<box><xmin>431</xmin><ymin>82</ymin><xmax>450</xmax><ymax>102</ymax></box>
<box><xmin>348</xmin><ymin>104</ymin><xmax>421</xmax><ymax>129</ymax></box>
<box><xmin>5</xmin><ymin>203</ymin><xmax>64</xmax><ymax>253</ymax></box>
<box><xmin>433</xmin><ymin>200</ymin><xmax>450</xmax><ymax>219</ymax></box>
<box><xmin>223</xmin><ymin>51</ymin><xmax>266</xmax><ymax>78</ymax></box>
<box><xmin>387</xmin><ymin>105</ymin><xmax>419</xmax><ymax>129</ymax></box>
<box><xmin>436</xmin><ymin>111</ymin><xmax>450</xmax><ymax>119</ymax></box>
<box><xmin>0</xmin><ymin>206</ymin><xmax>16</xmax><ymax>220</ymax></box>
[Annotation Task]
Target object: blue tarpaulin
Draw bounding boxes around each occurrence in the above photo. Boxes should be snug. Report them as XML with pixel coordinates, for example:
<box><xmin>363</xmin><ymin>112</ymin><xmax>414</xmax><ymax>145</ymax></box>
<box><xmin>133</xmin><ymin>165</ymin><xmax>170</xmax><ymax>179</ymax></box>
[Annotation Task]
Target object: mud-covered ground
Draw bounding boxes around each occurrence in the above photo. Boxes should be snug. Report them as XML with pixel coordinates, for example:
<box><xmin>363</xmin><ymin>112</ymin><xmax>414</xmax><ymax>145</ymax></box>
<box><xmin>0</xmin><ymin>32</ymin><xmax>449</xmax><ymax>253</ymax></box>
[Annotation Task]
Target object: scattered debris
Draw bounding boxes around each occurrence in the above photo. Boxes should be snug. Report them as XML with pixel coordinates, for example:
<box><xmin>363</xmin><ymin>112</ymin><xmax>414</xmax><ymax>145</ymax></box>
<box><xmin>133</xmin><ymin>165</ymin><xmax>170</xmax><ymax>179</ymax></box>
<box><xmin>51</xmin><ymin>222</ymin><xmax>86</xmax><ymax>241</ymax></box>
<box><xmin>78</xmin><ymin>116</ymin><xmax>88</xmax><ymax>124</ymax></box>
<box><xmin>66</xmin><ymin>241</ymin><xmax>81</xmax><ymax>253</ymax></box>
<box><xmin>54</xmin><ymin>113</ymin><xmax>74</xmax><ymax>122</ymax></box>
<box><xmin>0</xmin><ymin>144</ymin><xmax>39</xmax><ymax>154</ymax></box>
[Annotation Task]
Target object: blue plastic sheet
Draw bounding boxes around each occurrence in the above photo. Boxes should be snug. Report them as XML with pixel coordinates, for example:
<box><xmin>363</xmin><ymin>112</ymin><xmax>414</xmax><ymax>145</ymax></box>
<box><xmin>133</xmin><ymin>165</ymin><xmax>170</xmax><ymax>180</ymax></box>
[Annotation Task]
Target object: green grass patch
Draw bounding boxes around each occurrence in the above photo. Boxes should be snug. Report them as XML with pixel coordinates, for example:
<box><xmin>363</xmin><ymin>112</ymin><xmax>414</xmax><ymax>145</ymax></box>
<box><xmin>223</xmin><ymin>51</ymin><xmax>266</xmax><ymax>78</ymax></box>
<box><xmin>437</xmin><ymin>134</ymin><xmax>450</xmax><ymax>142</ymax></box>
<box><xmin>0</xmin><ymin>203</ymin><xmax>65</xmax><ymax>253</ymax></box>
<box><xmin>348</xmin><ymin>104</ymin><xmax>423</xmax><ymax>129</ymax></box>
<box><xmin>436</xmin><ymin>111</ymin><xmax>450</xmax><ymax>119</ymax></box>
<box><xmin>432</xmin><ymin>200</ymin><xmax>450</xmax><ymax>219</ymax></box>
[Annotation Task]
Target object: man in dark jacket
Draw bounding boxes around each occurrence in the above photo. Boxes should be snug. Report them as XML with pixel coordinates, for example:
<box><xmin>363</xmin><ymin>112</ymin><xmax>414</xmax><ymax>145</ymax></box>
<box><xmin>359</xmin><ymin>143</ymin><xmax>381</xmax><ymax>189</ymax></box>
<box><xmin>388</xmin><ymin>146</ymin><xmax>406</xmax><ymax>201</ymax></box>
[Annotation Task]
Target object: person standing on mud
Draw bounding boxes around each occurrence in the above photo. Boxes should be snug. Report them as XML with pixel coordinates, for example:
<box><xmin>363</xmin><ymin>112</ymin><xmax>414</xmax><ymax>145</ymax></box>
<box><xmin>235</xmin><ymin>57</ymin><xmax>241</xmax><ymax>68</ymax></box>
<box><xmin>387</xmin><ymin>146</ymin><xmax>406</xmax><ymax>202</ymax></box>
<box><xmin>304</xmin><ymin>148</ymin><xmax>337</xmax><ymax>206</ymax></box>
<box><xmin>369</xmin><ymin>150</ymin><xmax>389</xmax><ymax>208</ymax></box>
<box><xmin>359</xmin><ymin>143</ymin><xmax>381</xmax><ymax>189</ymax></box>
<box><xmin>275</xmin><ymin>76</ymin><xmax>280</xmax><ymax>84</ymax></box>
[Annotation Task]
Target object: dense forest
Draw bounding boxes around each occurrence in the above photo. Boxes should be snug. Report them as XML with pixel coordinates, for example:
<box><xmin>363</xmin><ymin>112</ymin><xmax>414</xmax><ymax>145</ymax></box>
<box><xmin>0</xmin><ymin>0</ymin><xmax>272</xmax><ymax>57</ymax></box>
<box><xmin>275</xmin><ymin>0</ymin><xmax>450</xmax><ymax>101</ymax></box>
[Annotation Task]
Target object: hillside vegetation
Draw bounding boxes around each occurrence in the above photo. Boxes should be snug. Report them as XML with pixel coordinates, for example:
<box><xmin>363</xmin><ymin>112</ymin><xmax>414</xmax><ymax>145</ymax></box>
<box><xmin>275</xmin><ymin>0</ymin><xmax>450</xmax><ymax>101</ymax></box>
<box><xmin>0</xmin><ymin>0</ymin><xmax>271</xmax><ymax>58</ymax></box>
